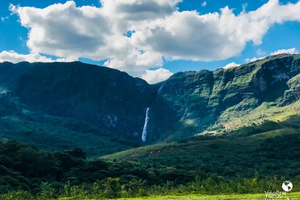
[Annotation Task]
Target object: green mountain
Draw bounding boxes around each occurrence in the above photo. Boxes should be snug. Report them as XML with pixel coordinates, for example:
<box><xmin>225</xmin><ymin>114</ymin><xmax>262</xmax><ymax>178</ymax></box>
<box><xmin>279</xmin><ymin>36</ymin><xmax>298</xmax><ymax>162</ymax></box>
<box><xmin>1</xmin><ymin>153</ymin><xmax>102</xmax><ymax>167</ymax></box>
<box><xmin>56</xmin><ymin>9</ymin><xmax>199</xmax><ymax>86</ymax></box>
<box><xmin>1</xmin><ymin>54</ymin><xmax>300</xmax><ymax>199</ymax></box>
<box><xmin>0</xmin><ymin>54</ymin><xmax>300</xmax><ymax>156</ymax></box>
<box><xmin>103</xmin><ymin>53</ymin><xmax>300</xmax><ymax>179</ymax></box>
<box><xmin>0</xmin><ymin>61</ymin><xmax>158</xmax><ymax>156</ymax></box>
<box><xmin>146</xmin><ymin>53</ymin><xmax>300</xmax><ymax>142</ymax></box>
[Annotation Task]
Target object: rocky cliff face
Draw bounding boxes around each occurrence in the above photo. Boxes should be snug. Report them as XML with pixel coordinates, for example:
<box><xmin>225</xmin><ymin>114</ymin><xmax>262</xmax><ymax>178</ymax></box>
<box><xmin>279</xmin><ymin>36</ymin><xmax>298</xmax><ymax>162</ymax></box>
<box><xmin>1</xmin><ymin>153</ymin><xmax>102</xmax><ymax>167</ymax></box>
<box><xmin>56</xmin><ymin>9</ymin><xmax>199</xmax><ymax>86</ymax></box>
<box><xmin>0</xmin><ymin>61</ymin><xmax>157</xmax><ymax>143</ymax></box>
<box><xmin>147</xmin><ymin>54</ymin><xmax>300</xmax><ymax>142</ymax></box>
<box><xmin>0</xmin><ymin>54</ymin><xmax>300</xmax><ymax>153</ymax></box>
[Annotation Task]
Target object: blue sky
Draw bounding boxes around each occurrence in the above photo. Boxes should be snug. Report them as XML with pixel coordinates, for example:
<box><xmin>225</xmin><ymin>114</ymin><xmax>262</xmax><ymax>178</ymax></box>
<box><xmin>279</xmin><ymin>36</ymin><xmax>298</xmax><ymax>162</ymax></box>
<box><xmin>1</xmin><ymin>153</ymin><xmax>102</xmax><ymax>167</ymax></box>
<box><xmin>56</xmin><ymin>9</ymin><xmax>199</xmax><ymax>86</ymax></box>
<box><xmin>0</xmin><ymin>0</ymin><xmax>300</xmax><ymax>83</ymax></box>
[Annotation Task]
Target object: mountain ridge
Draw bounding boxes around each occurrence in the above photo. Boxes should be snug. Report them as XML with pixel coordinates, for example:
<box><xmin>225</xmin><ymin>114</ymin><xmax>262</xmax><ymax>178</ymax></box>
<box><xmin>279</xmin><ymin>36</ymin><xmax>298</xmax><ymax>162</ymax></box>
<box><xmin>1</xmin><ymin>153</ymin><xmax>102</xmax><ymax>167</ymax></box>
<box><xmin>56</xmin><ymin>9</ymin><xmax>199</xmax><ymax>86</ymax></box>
<box><xmin>0</xmin><ymin>54</ymin><xmax>300</xmax><ymax>156</ymax></box>
<box><xmin>0</xmin><ymin>61</ymin><xmax>158</xmax><ymax>155</ymax></box>
<box><xmin>146</xmin><ymin>53</ymin><xmax>300</xmax><ymax>142</ymax></box>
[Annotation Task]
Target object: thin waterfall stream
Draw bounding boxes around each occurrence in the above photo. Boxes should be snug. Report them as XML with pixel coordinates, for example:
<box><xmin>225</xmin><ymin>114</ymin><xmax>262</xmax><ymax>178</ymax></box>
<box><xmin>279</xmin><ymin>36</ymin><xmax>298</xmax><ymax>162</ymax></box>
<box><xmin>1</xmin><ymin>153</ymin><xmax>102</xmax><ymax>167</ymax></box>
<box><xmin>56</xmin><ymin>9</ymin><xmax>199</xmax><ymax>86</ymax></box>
<box><xmin>141</xmin><ymin>108</ymin><xmax>150</xmax><ymax>142</ymax></box>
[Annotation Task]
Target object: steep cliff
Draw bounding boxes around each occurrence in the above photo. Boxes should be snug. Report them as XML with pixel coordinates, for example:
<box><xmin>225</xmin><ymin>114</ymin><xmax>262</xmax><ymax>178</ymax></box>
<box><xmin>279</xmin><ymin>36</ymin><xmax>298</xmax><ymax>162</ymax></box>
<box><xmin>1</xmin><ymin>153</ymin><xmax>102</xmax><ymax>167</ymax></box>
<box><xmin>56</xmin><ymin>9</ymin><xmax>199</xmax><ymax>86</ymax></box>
<box><xmin>147</xmin><ymin>54</ymin><xmax>300</xmax><ymax>141</ymax></box>
<box><xmin>1</xmin><ymin>54</ymin><xmax>300</xmax><ymax>154</ymax></box>
<box><xmin>0</xmin><ymin>61</ymin><xmax>158</xmax><ymax>155</ymax></box>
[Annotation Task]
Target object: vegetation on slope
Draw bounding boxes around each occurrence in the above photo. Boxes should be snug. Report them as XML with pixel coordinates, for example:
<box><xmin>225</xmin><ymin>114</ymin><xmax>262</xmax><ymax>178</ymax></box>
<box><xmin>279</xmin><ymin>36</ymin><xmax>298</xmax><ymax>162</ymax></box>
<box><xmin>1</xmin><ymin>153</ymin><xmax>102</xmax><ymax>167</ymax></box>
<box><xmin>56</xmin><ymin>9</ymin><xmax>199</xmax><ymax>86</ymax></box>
<box><xmin>1</xmin><ymin>132</ymin><xmax>300</xmax><ymax>199</ymax></box>
<box><xmin>207</xmin><ymin>98</ymin><xmax>300</xmax><ymax>135</ymax></box>
<box><xmin>0</xmin><ymin>106</ymin><xmax>140</xmax><ymax>157</ymax></box>
<box><xmin>104</xmin><ymin>115</ymin><xmax>300</xmax><ymax>179</ymax></box>
<box><xmin>147</xmin><ymin>54</ymin><xmax>300</xmax><ymax>142</ymax></box>
<box><xmin>1</xmin><ymin>54</ymin><xmax>300</xmax><ymax>155</ymax></box>
<box><xmin>0</xmin><ymin>61</ymin><xmax>157</xmax><ymax>156</ymax></box>
<box><xmin>1</xmin><ymin>55</ymin><xmax>300</xmax><ymax>199</ymax></box>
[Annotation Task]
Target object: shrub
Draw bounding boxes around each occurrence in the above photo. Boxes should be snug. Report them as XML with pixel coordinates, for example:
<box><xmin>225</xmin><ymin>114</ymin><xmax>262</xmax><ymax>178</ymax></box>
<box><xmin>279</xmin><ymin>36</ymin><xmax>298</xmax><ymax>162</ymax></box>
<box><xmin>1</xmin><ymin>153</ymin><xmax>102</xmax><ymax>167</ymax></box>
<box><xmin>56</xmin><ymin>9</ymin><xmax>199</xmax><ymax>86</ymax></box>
<box><xmin>103</xmin><ymin>178</ymin><xmax>121</xmax><ymax>198</ymax></box>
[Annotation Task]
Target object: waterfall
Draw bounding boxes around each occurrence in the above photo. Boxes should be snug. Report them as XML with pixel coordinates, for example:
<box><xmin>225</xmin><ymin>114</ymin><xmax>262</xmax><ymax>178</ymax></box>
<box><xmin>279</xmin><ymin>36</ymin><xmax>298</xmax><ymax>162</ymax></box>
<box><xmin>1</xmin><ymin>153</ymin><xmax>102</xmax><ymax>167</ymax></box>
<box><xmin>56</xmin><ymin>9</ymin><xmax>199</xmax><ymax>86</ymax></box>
<box><xmin>141</xmin><ymin>108</ymin><xmax>150</xmax><ymax>142</ymax></box>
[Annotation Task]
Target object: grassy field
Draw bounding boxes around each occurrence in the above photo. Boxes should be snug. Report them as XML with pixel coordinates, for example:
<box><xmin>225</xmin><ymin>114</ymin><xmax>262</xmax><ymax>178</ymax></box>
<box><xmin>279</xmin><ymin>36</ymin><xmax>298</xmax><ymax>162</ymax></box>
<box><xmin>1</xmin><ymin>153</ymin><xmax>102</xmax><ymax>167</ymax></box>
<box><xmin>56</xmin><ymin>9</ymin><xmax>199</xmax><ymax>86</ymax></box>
<box><xmin>117</xmin><ymin>193</ymin><xmax>299</xmax><ymax>199</ymax></box>
<box><xmin>58</xmin><ymin>193</ymin><xmax>300</xmax><ymax>199</ymax></box>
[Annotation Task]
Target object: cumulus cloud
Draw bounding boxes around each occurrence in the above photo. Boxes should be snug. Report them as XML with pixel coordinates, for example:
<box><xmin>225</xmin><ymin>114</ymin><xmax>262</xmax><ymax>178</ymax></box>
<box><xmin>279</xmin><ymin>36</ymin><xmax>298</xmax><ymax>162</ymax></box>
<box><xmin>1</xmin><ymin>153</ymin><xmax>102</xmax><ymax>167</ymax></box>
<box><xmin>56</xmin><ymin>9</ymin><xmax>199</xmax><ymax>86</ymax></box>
<box><xmin>245</xmin><ymin>47</ymin><xmax>298</xmax><ymax>63</ymax></box>
<box><xmin>131</xmin><ymin>9</ymin><xmax>247</xmax><ymax>61</ymax></box>
<box><xmin>130</xmin><ymin>0</ymin><xmax>300</xmax><ymax>62</ymax></box>
<box><xmin>11</xmin><ymin>2</ymin><xmax>111</xmax><ymax>59</ymax></box>
<box><xmin>271</xmin><ymin>48</ymin><xmax>298</xmax><ymax>55</ymax></box>
<box><xmin>0</xmin><ymin>50</ymin><xmax>75</xmax><ymax>63</ymax></box>
<box><xmin>6</xmin><ymin>0</ymin><xmax>300</xmax><ymax>78</ymax></box>
<box><xmin>9</xmin><ymin>1</ymin><xmax>172</xmax><ymax>73</ymax></box>
<box><xmin>100</xmin><ymin>0</ymin><xmax>182</xmax><ymax>21</ymax></box>
<box><xmin>223</xmin><ymin>62</ymin><xmax>240</xmax><ymax>69</ymax></box>
<box><xmin>141</xmin><ymin>68</ymin><xmax>173</xmax><ymax>84</ymax></box>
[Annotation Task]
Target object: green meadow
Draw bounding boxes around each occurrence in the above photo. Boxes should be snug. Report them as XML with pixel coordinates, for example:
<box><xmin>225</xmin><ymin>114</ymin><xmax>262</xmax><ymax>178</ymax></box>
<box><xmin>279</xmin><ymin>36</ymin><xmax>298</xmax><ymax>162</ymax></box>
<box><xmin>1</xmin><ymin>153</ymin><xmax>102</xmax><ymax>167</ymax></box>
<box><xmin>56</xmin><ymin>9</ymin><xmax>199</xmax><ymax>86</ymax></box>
<box><xmin>55</xmin><ymin>193</ymin><xmax>300</xmax><ymax>200</ymax></box>
<box><xmin>116</xmin><ymin>192</ymin><xmax>300</xmax><ymax>200</ymax></box>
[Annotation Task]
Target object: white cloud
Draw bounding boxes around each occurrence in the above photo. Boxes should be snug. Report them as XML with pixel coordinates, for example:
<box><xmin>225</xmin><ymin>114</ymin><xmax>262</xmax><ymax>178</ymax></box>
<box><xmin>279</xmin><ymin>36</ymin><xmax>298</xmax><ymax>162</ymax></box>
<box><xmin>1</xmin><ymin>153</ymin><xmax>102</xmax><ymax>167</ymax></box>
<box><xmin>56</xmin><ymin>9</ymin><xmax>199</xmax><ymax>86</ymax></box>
<box><xmin>131</xmin><ymin>0</ymin><xmax>300</xmax><ymax>62</ymax></box>
<box><xmin>223</xmin><ymin>62</ymin><xmax>240</xmax><ymax>69</ymax></box>
<box><xmin>256</xmin><ymin>49</ymin><xmax>266</xmax><ymax>56</ymax></box>
<box><xmin>131</xmin><ymin>9</ymin><xmax>247</xmax><ymax>61</ymax></box>
<box><xmin>245</xmin><ymin>56</ymin><xmax>265</xmax><ymax>63</ymax></box>
<box><xmin>100</xmin><ymin>0</ymin><xmax>182</xmax><ymax>21</ymax></box>
<box><xmin>242</xmin><ymin>3</ymin><xmax>248</xmax><ymax>11</ymax></box>
<box><xmin>7</xmin><ymin>0</ymin><xmax>300</xmax><ymax>78</ymax></box>
<box><xmin>0</xmin><ymin>15</ymin><xmax>10</xmax><ymax>22</ymax></box>
<box><xmin>0</xmin><ymin>50</ymin><xmax>75</xmax><ymax>63</ymax></box>
<box><xmin>12</xmin><ymin>2</ymin><xmax>111</xmax><ymax>59</ymax></box>
<box><xmin>271</xmin><ymin>48</ymin><xmax>298</xmax><ymax>55</ymax></box>
<box><xmin>10</xmin><ymin>1</ymin><xmax>170</xmax><ymax>74</ymax></box>
<box><xmin>201</xmin><ymin>1</ymin><xmax>207</xmax><ymax>7</ymax></box>
<box><xmin>141</xmin><ymin>68</ymin><xmax>173</xmax><ymax>84</ymax></box>
<box><xmin>245</xmin><ymin>47</ymin><xmax>298</xmax><ymax>63</ymax></box>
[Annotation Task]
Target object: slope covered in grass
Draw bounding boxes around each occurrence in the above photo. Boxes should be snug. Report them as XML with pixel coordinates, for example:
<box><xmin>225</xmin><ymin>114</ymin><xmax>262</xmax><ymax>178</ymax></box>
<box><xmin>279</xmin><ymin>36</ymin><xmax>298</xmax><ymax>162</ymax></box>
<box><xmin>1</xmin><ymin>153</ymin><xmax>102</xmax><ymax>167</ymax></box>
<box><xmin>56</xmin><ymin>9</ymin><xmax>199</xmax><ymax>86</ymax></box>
<box><xmin>104</xmin><ymin>114</ymin><xmax>300</xmax><ymax>179</ymax></box>
<box><xmin>146</xmin><ymin>54</ymin><xmax>300</xmax><ymax>142</ymax></box>
<box><xmin>206</xmin><ymin>99</ymin><xmax>300</xmax><ymax>135</ymax></box>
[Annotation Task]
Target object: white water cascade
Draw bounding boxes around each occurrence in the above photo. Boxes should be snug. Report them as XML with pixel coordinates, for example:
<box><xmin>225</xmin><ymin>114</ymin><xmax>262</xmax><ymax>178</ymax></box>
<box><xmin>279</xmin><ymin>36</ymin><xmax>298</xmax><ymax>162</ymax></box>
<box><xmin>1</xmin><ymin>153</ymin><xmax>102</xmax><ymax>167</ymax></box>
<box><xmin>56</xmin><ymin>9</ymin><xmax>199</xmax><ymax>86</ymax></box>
<box><xmin>141</xmin><ymin>108</ymin><xmax>150</xmax><ymax>142</ymax></box>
